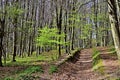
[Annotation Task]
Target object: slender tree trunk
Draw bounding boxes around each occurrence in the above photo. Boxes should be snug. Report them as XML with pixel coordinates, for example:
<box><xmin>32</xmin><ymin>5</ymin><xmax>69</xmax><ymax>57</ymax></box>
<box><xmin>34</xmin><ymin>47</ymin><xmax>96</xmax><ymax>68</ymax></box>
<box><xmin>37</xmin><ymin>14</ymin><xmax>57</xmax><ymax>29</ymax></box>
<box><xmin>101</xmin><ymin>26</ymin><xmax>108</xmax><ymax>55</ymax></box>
<box><xmin>71</xmin><ymin>26</ymin><xmax>75</xmax><ymax>50</ymax></box>
<box><xmin>94</xmin><ymin>0</ymin><xmax>100</xmax><ymax>46</ymax></box>
<box><xmin>56</xmin><ymin>0</ymin><xmax>63</xmax><ymax>57</ymax></box>
<box><xmin>12</xmin><ymin>0</ymin><xmax>19</xmax><ymax>62</ymax></box>
<box><xmin>13</xmin><ymin>18</ymin><xmax>17</xmax><ymax>62</ymax></box>
<box><xmin>0</xmin><ymin>19</ymin><xmax>5</xmax><ymax>66</ymax></box>
<box><xmin>0</xmin><ymin>31</ymin><xmax>3</xmax><ymax>67</ymax></box>
<box><xmin>28</xmin><ymin>36</ymin><xmax>31</xmax><ymax>57</ymax></box>
<box><xmin>64</xmin><ymin>11</ymin><xmax>68</xmax><ymax>53</ymax></box>
<box><xmin>19</xmin><ymin>28</ymin><xmax>23</xmax><ymax>57</ymax></box>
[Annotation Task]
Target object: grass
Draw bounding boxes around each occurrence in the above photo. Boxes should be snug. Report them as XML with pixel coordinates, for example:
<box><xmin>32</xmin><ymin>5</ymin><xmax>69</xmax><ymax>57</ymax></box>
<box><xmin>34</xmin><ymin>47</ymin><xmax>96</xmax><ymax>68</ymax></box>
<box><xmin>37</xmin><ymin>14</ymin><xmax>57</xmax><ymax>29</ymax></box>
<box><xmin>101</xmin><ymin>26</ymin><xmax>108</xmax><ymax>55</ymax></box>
<box><xmin>49</xmin><ymin>65</ymin><xmax>58</xmax><ymax>74</ymax></box>
<box><xmin>4</xmin><ymin>66</ymin><xmax>43</xmax><ymax>80</ymax></box>
<box><xmin>92</xmin><ymin>48</ymin><xmax>104</xmax><ymax>74</ymax></box>
<box><xmin>116</xmin><ymin>78</ymin><xmax>120</xmax><ymax>80</ymax></box>
<box><xmin>2</xmin><ymin>49</ymin><xmax>66</xmax><ymax>80</ymax></box>
<box><xmin>107</xmin><ymin>47</ymin><xmax>117</xmax><ymax>56</ymax></box>
<box><xmin>0</xmin><ymin>49</ymin><xmax>66</xmax><ymax>80</ymax></box>
<box><xmin>3</xmin><ymin>50</ymin><xmax>65</xmax><ymax>66</ymax></box>
<box><xmin>21</xmin><ymin>66</ymin><xmax>44</xmax><ymax>74</ymax></box>
<box><xmin>4</xmin><ymin>77</ymin><xmax>14</xmax><ymax>80</ymax></box>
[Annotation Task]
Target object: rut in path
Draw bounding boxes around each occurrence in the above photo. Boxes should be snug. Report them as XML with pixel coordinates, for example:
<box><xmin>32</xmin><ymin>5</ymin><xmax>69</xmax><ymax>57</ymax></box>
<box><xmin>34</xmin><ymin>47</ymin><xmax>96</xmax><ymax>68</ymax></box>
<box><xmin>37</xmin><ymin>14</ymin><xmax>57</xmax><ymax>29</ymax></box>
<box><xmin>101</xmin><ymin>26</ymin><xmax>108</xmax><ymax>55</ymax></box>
<box><xmin>51</xmin><ymin>48</ymin><xmax>98</xmax><ymax>80</ymax></box>
<box><xmin>51</xmin><ymin>47</ymin><xmax>119</xmax><ymax>80</ymax></box>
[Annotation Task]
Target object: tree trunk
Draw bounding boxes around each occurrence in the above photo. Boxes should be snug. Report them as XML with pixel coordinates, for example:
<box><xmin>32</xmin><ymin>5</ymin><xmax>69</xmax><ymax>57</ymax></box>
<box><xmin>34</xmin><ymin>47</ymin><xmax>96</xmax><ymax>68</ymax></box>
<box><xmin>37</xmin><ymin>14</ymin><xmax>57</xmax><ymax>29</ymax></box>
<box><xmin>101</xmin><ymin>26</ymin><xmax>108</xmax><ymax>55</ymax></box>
<box><xmin>0</xmin><ymin>27</ymin><xmax>3</xmax><ymax>67</ymax></box>
<box><xmin>56</xmin><ymin>1</ymin><xmax>63</xmax><ymax>57</ymax></box>
<box><xmin>64</xmin><ymin>11</ymin><xmax>68</xmax><ymax>53</ymax></box>
<box><xmin>13</xmin><ymin>18</ymin><xmax>17</xmax><ymax>62</ymax></box>
<box><xmin>0</xmin><ymin>19</ymin><xmax>5</xmax><ymax>66</ymax></box>
<box><xmin>108</xmin><ymin>0</ymin><xmax>120</xmax><ymax>59</ymax></box>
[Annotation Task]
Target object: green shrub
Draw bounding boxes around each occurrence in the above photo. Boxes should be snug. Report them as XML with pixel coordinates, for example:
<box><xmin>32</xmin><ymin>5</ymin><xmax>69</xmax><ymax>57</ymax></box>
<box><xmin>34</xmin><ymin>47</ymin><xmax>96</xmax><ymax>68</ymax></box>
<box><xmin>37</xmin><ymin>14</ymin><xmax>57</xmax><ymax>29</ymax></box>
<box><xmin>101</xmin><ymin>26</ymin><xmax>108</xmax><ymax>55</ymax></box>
<box><xmin>23</xmin><ymin>66</ymin><xmax>44</xmax><ymax>74</ymax></box>
<box><xmin>92</xmin><ymin>48</ymin><xmax>101</xmax><ymax>66</ymax></box>
<box><xmin>109</xmin><ymin>47</ymin><xmax>115</xmax><ymax>51</ymax></box>
<box><xmin>108</xmin><ymin>47</ymin><xmax>117</xmax><ymax>56</ymax></box>
<box><xmin>49</xmin><ymin>65</ymin><xmax>58</xmax><ymax>74</ymax></box>
<box><xmin>17</xmin><ymin>66</ymin><xmax>43</xmax><ymax>80</ymax></box>
<box><xmin>18</xmin><ymin>74</ymin><xmax>40</xmax><ymax>80</ymax></box>
<box><xmin>4</xmin><ymin>77</ymin><xmax>14</xmax><ymax>80</ymax></box>
<box><xmin>116</xmin><ymin>78</ymin><xmax>120</xmax><ymax>80</ymax></box>
<box><xmin>92</xmin><ymin>48</ymin><xmax>104</xmax><ymax>74</ymax></box>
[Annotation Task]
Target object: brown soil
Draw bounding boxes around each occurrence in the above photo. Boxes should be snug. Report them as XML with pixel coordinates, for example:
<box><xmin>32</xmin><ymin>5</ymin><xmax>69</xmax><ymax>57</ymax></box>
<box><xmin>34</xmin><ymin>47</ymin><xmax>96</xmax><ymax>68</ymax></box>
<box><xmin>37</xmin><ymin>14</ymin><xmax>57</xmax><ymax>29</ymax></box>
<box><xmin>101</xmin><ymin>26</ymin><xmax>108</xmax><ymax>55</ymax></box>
<box><xmin>0</xmin><ymin>66</ymin><xmax>26</xmax><ymax>79</ymax></box>
<box><xmin>38</xmin><ymin>47</ymin><xmax>120</xmax><ymax>80</ymax></box>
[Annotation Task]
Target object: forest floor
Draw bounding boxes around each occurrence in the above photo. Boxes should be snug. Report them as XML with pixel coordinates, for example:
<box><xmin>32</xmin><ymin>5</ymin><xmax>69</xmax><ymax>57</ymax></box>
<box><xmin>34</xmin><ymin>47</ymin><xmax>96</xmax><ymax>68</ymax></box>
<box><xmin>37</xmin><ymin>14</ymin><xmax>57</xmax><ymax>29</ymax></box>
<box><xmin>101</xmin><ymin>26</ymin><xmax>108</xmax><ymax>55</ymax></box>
<box><xmin>49</xmin><ymin>47</ymin><xmax>120</xmax><ymax>80</ymax></box>
<box><xmin>0</xmin><ymin>47</ymin><xmax>120</xmax><ymax>80</ymax></box>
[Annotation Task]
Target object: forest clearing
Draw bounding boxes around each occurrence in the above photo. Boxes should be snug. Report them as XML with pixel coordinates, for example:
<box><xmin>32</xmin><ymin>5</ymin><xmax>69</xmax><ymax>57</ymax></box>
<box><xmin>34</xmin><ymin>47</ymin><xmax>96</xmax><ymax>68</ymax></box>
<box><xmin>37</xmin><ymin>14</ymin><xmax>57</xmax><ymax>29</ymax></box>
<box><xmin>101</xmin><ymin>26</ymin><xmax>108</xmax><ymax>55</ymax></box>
<box><xmin>0</xmin><ymin>0</ymin><xmax>120</xmax><ymax>80</ymax></box>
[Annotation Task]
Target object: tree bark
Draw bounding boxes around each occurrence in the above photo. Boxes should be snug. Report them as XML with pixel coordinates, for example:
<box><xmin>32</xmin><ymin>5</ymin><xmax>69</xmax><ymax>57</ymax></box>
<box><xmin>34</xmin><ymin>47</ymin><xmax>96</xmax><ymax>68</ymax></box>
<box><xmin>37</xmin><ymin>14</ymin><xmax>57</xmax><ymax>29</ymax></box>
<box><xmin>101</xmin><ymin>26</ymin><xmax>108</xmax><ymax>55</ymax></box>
<box><xmin>13</xmin><ymin>17</ymin><xmax>17</xmax><ymax>62</ymax></box>
<box><xmin>108</xmin><ymin>0</ymin><xmax>120</xmax><ymax>59</ymax></box>
<box><xmin>0</xmin><ymin>19</ymin><xmax>5</xmax><ymax>66</ymax></box>
<box><xmin>56</xmin><ymin>0</ymin><xmax>63</xmax><ymax>57</ymax></box>
<box><xmin>12</xmin><ymin>0</ymin><xmax>19</xmax><ymax>62</ymax></box>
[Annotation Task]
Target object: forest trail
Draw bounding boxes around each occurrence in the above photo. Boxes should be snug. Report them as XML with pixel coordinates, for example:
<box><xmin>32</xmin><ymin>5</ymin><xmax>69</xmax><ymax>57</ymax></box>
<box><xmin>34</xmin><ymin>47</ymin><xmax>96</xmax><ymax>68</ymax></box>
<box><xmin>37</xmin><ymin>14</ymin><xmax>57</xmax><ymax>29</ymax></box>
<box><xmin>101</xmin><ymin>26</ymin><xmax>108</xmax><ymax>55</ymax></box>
<box><xmin>49</xmin><ymin>47</ymin><xmax>120</xmax><ymax>80</ymax></box>
<box><xmin>0</xmin><ymin>47</ymin><xmax>119</xmax><ymax>80</ymax></box>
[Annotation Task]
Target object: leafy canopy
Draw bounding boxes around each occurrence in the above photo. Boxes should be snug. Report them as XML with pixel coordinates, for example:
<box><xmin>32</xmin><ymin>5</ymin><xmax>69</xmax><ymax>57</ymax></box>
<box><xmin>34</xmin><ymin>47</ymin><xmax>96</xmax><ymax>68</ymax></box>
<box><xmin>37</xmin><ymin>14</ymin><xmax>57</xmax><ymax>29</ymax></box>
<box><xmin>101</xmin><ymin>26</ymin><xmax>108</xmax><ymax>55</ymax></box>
<box><xmin>36</xmin><ymin>26</ymin><xmax>66</xmax><ymax>47</ymax></box>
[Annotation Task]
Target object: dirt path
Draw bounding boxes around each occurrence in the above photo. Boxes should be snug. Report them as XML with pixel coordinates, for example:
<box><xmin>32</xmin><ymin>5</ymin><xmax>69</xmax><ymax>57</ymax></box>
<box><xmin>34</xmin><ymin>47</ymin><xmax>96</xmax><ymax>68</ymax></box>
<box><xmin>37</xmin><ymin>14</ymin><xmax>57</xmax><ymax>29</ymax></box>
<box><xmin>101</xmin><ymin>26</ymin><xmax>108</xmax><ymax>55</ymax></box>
<box><xmin>50</xmin><ymin>49</ymin><xmax>97</xmax><ymax>80</ymax></box>
<box><xmin>49</xmin><ymin>47</ymin><xmax>120</xmax><ymax>80</ymax></box>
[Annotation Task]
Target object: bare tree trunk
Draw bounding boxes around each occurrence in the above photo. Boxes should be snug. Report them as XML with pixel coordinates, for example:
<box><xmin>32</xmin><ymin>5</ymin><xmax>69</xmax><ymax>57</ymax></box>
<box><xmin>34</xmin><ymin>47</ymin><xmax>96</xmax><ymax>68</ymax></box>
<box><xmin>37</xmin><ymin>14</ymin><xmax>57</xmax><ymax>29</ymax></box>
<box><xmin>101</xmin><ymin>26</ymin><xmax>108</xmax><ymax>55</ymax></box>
<box><xmin>13</xmin><ymin>18</ymin><xmax>17</xmax><ymax>62</ymax></box>
<box><xmin>64</xmin><ymin>11</ymin><xmax>68</xmax><ymax>53</ymax></box>
<box><xmin>0</xmin><ymin>0</ymin><xmax>7</xmax><ymax>66</ymax></box>
<box><xmin>108</xmin><ymin>0</ymin><xmax>120</xmax><ymax>59</ymax></box>
<box><xmin>56</xmin><ymin>0</ymin><xmax>63</xmax><ymax>57</ymax></box>
<box><xmin>58</xmin><ymin>7</ymin><xmax>62</xmax><ymax>57</ymax></box>
<box><xmin>12</xmin><ymin>0</ymin><xmax>19</xmax><ymax>62</ymax></box>
<box><xmin>0</xmin><ymin>19</ymin><xmax>5</xmax><ymax>66</ymax></box>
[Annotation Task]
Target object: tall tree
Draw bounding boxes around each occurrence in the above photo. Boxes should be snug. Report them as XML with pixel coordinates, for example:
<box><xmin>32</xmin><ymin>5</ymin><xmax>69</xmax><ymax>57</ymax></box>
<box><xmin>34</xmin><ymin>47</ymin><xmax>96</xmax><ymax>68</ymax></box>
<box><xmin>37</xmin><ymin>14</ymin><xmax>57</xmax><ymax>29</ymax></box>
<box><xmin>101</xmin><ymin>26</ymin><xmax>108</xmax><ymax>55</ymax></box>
<box><xmin>0</xmin><ymin>19</ymin><xmax>5</xmax><ymax>66</ymax></box>
<box><xmin>55</xmin><ymin>0</ymin><xmax>63</xmax><ymax>57</ymax></box>
<box><xmin>108</xmin><ymin>0</ymin><xmax>120</xmax><ymax>58</ymax></box>
<box><xmin>0</xmin><ymin>0</ymin><xmax>7</xmax><ymax>67</ymax></box>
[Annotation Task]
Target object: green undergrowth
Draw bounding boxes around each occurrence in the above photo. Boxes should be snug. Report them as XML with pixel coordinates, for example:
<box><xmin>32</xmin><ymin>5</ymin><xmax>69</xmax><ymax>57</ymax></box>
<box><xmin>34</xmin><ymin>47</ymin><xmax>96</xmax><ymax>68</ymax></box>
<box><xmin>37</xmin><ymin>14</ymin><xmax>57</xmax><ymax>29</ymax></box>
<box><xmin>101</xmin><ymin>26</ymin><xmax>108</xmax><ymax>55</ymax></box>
<box><xmin>92</xmin><ymin>48</ymin><xmax>104</xmax><ymax>74</ymax></box>
<box><xmin>4</xmin><ymin>66</ymin><xmax>43</xmax><ymax>80</ymax></box>
<box><xmin>3</xmin><ymin>50</ymin><xmax>65</xmax><ymax>66</ymax></box>
<box><xmin>22</xmin><ymin>66</ymin><xmax>44</xmax><ymax>74</ymax></box>
<box><xmin>116</xmin><ymin>78</ymin><xmax>120</xmax><ymax>80</ymax></box>
<box><xmin>2</xmin><ymin>49</ymin><xmax>80</xmax><ymax>80</ymax></box>
<box><xmin>49</xmin><ymin>65</ymin><xmax>58</xmax><ymax>74</ymax></box>
<box><xmin>108</xmin><ymin>47</ymin><xmax>117</xmax><ymax>56</ymax></box>
<box><xmin>17</xmin><ymin>66</ymin><xmax>43</xmax><ymax>79</ymax></box>
<box><xmin>4</xmin><ymin>65</ymin><xmax>59</xmax><ymax>80</ymax></box>
<box><xmin>4</xmin><ymin>77</ymin><xmax>14</xmax><ymax>80</ymax></box>
<box><xmin>4</xmin><ymin>65</ymin><xmax>60</xmax><ymax>80</ymax></box>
